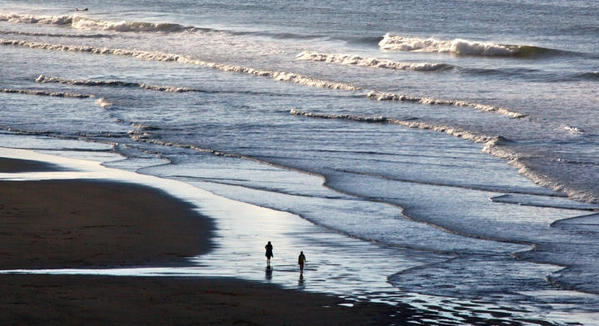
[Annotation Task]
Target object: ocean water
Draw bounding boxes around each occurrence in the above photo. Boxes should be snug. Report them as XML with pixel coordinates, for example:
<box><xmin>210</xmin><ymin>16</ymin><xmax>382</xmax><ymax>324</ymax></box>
<box><xmin>1</xmin><ymin>0</ymin><xmax>599</xmax><ymax>324</ymax></box>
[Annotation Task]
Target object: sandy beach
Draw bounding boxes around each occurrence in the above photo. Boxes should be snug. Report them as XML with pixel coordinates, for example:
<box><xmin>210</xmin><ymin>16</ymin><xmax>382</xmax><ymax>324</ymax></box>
<box><xmin>0</xmin><ymin>157</ymin><xmax>401</xmax><ymax>325</ymax></box>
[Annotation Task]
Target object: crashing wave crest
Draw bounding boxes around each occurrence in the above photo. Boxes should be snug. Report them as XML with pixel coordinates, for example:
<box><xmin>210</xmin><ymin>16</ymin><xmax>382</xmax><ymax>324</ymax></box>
<box><xmin>0</xmin><ymin>13</ymin><xmax>73</xmax><ymax>25</ymax></box>
<box><xmin>296</xmin><ymin>51</ymin><xmax>453</xmax><ymax>72</ymax></box>
<box><xmin>0</xmin><ymin>13</ymin><xmax>194</xmax><ymax>33</ymax></box>
<box><xmin>379</xmin><ymin>33</ymin><xmax>552</xmax><ymax>57</ymax></box>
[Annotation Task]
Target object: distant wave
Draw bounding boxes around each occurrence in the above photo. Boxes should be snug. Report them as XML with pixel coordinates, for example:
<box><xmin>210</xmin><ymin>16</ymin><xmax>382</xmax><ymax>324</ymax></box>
<box><xmin>366</xmin><ymin>91</ymin><xmax>527</xmax><ymax>119</ymax></box>
<box><xmin>579</xmin><ymin>71</ymin><xmax>599</xmax><ymax>80</ymax></box>
<box><xmin>70</xmin><ymin>16</ymin><xmax>194</xmax><ymax>33</ymax></box>
<box><xmin>0</xmin><ymin>13</ymin><xmax>73</xmax><ymax>26</ymax></box>
<box><xmin>1</xmin><ymin>88</ymin><xmax>94</xmax><ymax>98</ymax></box>
<box><xmin>379</xmin><ymin>33</ymin><xmax>561</xmax><ymax>58</ymax></box>
<box><xmin>0</xmin><ymin>13</ymin><xmax>196</xmax><ymax>33</ymax></box>
<box><xmin>0</xmin><ymin>29</ymin><xmax>112</xmax><ymax>39</ymax></box>
<box><xmin>35</xmin><ymin>75</ymin><xmax>198</xmax><ymax>93</ymax></box>
<box><xmin>2</xmin><ymin>39</ymin><xmax>526</xmax><ymax>119</ymax></box>
<box><xmin>296</xmin><ymin>51</ymin><xmax>454</xmax><ymax>72</ymax></box>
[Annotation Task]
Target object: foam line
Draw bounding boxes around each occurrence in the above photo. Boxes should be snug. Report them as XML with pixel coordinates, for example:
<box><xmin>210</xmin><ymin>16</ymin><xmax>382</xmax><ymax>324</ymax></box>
<box><xmin>35</xmin><ymin>75</ymin><xmax>196</xmax><ymax>93</ymax></box>
<box><xmin>0</xmin><ymin>30</ymin><xmax>111</xmax><ymax>38</ymax></box>
<box><xmin>366</xmin><ymin>91</ymin><xmax>527</xmax><ymax>119</ymax></box>
<box><xmin>289</xmin><ymin>108</ymin><xmax>497</xmax><ymax>144</ymax></box>
<box><xmin>1</xmin><ymin>88</ymin><xmax>94</xmax><ymax>98</ymax></box>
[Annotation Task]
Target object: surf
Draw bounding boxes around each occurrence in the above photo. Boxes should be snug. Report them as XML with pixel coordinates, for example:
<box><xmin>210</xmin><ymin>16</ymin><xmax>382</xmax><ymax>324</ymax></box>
<box><xmin>296</xmin><ymin>51</ymin><xmax>454</xmax><ymax>72</ymax></box>
<box><xmin>379</xmin><ymin>33</ymin><xmax>565</xmax><ymax>58</ymax></box>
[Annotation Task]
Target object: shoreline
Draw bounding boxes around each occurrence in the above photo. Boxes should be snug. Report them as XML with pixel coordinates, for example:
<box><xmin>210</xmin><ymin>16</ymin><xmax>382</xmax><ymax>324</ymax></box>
<box><xmin>0</xmin><ymin>153</ymin><xmax>587</xmax><ymax>325</ymax></box>
<box><xmin>0</xmin><ymin>156</ymin><xmax>403</xmax><ymax>325</ymax></box>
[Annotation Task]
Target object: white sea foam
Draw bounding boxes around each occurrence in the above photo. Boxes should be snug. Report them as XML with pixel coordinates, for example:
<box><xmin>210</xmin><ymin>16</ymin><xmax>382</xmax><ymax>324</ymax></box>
<box><xmin>70</xmin><ymin>16</ymin><xmax>191</xmax><ymax>33</ymax></box>
<box><xmin>482</xmin><ymin>143</ymin><xmax>596</xmax><ymax>204</ymax></box>
<box><xmin>366</xmin><ymin>91</ymin><xmax>527</xmax><ymax>119</ymax></box>
<box><xmin>1</xmin><ymin>88</ymin><xmax>94</xmax><ymax>98</ymax></box>
<box><xmin>0</xmin><ymin>30</ymin><xmax>110</xmax><ymax>39</ymax></box>
<box><xmin>296</xmin><ymin>51</ymin><xmax>453</xmax><ymax>72</ymax></box>
<box><xmin>379</xmin><ymin>33</ymin><xmax>519</xmax><ymax>57</ymax></box>
<box><xmin>0</xmin><ymin>13</ymin><xmax>73</xmax><ymax>26</ymax></box>
<box><xmin>35</xmin><ymin>74</ymin><xmax>194</xmax><ymax>93</ymax></box>
<box><xmin>0</xmin><ymin>13</ymin><xmax>193</xmax><ymax>33</ymax></box>
<box><xmin>95</xmin><ymin>98</ymin><xmax>113</xmax><ymax>108</ymax></box>
<box><xmin>563</xmin><ymin>125</ymin><xmax>585</xmax><ymax>134</ymax></box>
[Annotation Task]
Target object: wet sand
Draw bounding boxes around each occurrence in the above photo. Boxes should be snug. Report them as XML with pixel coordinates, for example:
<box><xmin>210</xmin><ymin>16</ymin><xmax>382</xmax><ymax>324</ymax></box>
<box><xmin>0</xmin><ymin>275</ymin><xmax>403</xmax><ymax>325</ymax></box>
<box><xmin>0</xmin><ymin>157</ymin><xmax>400</xmax><ymax>325</ymax></box>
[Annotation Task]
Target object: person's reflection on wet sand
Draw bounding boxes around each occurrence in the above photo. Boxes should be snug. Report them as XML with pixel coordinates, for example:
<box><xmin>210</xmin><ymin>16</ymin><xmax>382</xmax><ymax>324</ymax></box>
<box><xmin>265</xmin><ymin>266</ymin><xmax>273</xmax><ymax>280</ymax></box>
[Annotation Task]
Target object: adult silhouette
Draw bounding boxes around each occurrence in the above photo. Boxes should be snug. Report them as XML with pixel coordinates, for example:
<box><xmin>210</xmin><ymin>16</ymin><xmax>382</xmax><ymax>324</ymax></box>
<box><xmin>265</xmin><ymin>241</ymin><xmax>274</xmax><ymax>266</ymax></box>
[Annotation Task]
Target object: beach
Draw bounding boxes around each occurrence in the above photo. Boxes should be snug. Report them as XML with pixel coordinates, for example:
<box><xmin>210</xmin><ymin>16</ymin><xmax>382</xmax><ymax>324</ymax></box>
<box><xmin>0</xmin><ymin>157</ymin><xmax>400</xmax><ymax>325</ymax></box>
<box><xmin>1</xmin><ymin>1</ymin><xmax>599</xmax><ymax>323</ymax></box>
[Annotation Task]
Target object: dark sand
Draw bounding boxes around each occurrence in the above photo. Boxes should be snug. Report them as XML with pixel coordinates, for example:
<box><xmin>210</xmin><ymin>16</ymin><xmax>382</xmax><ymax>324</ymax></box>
<box><xmin>0</xmin><ymin>157</ymin><xmax>67</xmax><ymax>173</ymax></box>
<box><xmin>0</xmin><ymin>179</ymin><xmax>213</xmax><ymax>269</ymax></box>
<box><xmin>0</xmin><ymin>157</ymin><xmax>401</xmax><ymax>325</ymax></box>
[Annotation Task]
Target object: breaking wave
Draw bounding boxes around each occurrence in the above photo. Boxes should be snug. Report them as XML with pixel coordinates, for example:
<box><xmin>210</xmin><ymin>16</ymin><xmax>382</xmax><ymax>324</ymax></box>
<box><xmin>0</xmin><ymin>29</ymin><xmax>112</xmax><ymax>39</ymax></box>
<box><xmin>35</xmin><ymin>75</ymin><xmax>197</xmax><ymax>93</ymax></box>
<box><xmin>0</xmin><ymin>13</ymin><xmax>196</xmax><ymax>33</ymax></box>
<box><xmin>366</xmin><ymin>91</ymin><xmax>527</xmax><ymax>119</ymax></box>
<box><xmin>0</xmin><ymin>13</ymin><xmax>73</xmax><ymax>26</ymax></box>
<box><xmin>289</xmin><ymin>108</ymin><xmax>497</xmax><ymax>144</ymax></box>
<box><xmin>290</xmin><ymin>108</ymin><xmax>596</xmax><ymax>204</ymax></box>
<box><xmin>2</xmin><ymin>39</ymin><xmax>525</xmax><ymax>118</ymax></box>
<box><xmin>0</xmin><ymin>39</ymin><xmax>359</xmax><ymax>91</ymax></box>
<box><xmin>579</xmin><ymin>71</ymin><xmax>599</xmax><ymax>80</ymax></box>
<box><xmin>1</xmin><ymin>88</ymin><xmax>94</xmax><ymax>98</ymax></box>
<box><xmin>379</xmin><ymin>33</ymin><xmax>560</xmax><ymax>57</ymax></box>
<box><xmin>296</xmin><ymin>51</ymin><xmax>454</xmax><ymax>72</ymax></box>
<box><xmin>70</xmin><ymin>16</ymin><xmax>194</xmax><ymax>33</ymax></box>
